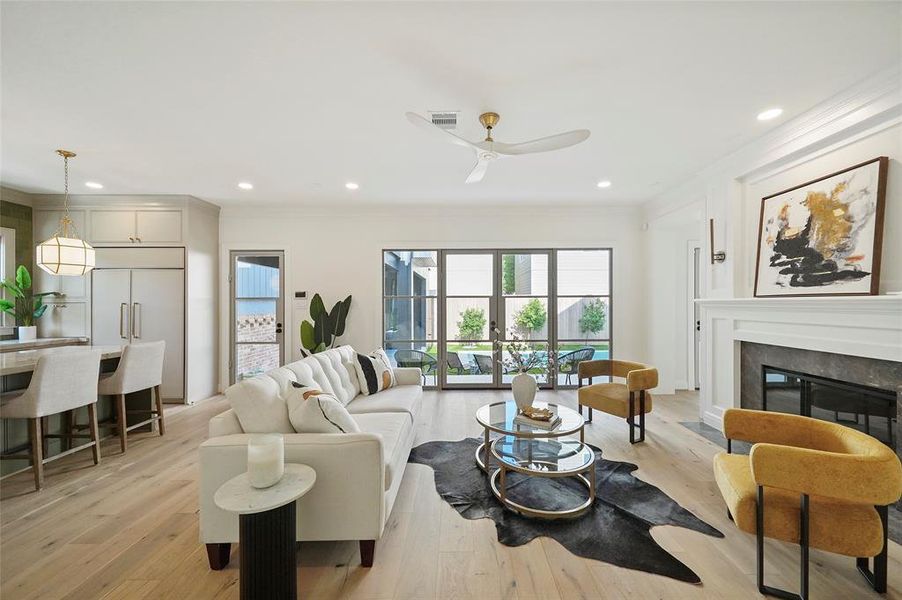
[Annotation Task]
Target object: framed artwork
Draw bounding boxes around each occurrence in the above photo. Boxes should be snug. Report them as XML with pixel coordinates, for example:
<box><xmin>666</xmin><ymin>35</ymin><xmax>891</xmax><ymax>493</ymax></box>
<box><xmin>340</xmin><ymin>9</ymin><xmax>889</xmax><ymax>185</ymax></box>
<box><xmin>754</xmin><ymin>156</ymin><xmax>888</xmax><ymax>297</ymax></box>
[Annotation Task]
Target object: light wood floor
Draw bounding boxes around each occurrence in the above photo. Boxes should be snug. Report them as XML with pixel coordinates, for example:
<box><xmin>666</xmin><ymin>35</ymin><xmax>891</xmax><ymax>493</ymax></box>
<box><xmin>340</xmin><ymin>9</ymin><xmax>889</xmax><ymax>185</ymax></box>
<box><xmin>1</xmin><ymin>389</ymin><xmax>899</xmax><ymax>600</ymax></box>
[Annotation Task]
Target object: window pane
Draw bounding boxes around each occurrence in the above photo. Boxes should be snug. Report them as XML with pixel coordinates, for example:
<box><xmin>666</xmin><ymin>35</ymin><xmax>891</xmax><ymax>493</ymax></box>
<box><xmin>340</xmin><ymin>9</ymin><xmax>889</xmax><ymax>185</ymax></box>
<box><xmin>235</xmin><ymin>255</ymin><xmax>280</xmax><ymax>298</ymax></box>
<box><xmin>500</xmin><ymin>342</ymin><xmax>550</xmax><ymax>385</ymax></box>
<box><xmin>384</xmin><ymin>342</ymin><xmax>437</xmax><ymax>386</ymax></box>
<box><xmin>446</xmin><ymin>253</ymin><xmax>493</xmax><ymax>296</ymax></box>
<box><xmin>501</xmin><ymin>253</ymin><xmax>548</xmax><ymax>296</ymax></box>
<box><xmin>503</xmin><ymin>297</ymin><xmax>548</xmax><ymax>340</ymax></box>
<box><xmin>383</xmin><ymin>251</ymin><xmax>438</xmax><ymax>296</ymax></box>
<box><xmin>557</xmin><ymin>297</ymin><xmax>609</xmax><ymax>340</ymax></box>
<box><xmin>556</xmin><ymin>343</ymin><xmax>610</xmax><ymax>386</ymax></box>
<box><xmin>446</xmin><ymin>297</ymin><xmax>491</xmax><ymax>341</ymax></box>
<box><xmin>236</xmin><ymin>344</ymin><xmax>280</xmax><ymax>381</ymax></box>
<box><xmin>444</xmin><ymin>343</ymin><xmax>493</xmax><ymax>385</ymax></box>
<box><xmin>235</xmin><ymin>299</ymin><xmax>277</xmax><ymax>342</ymax></box>
<box><xmin>384</xmin><ymin>298</ymin><xmax>436</xmax><ymax>342</ymax></box>
<box><xmin>557</xmin><ymin>250</ymin><xmax>610</xmax><ymax>295</ymax></box>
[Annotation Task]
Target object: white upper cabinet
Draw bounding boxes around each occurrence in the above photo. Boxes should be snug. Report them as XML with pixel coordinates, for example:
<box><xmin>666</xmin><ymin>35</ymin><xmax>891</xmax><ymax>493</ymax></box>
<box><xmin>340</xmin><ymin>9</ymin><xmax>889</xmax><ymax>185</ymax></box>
<box><xmin>90</xmin><ymin>209</ymin><xmax>183</xmax><ymax>244</ymax></box>
<box><xmin>136</xmin><ymin>210</ymin><xmax>182</xmax><ymax>242</ymax></box>
<box><xmin>32</xmin><ymin>209</ymin><xmax>88</xmax><ymax>298</ymax></box>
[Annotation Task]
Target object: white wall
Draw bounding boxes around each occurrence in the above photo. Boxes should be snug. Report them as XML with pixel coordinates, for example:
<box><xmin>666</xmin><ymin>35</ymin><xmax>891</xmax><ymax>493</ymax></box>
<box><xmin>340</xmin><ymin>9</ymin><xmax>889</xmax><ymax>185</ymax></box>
<box><xmin>219</xmin><ymin>205</ymin><xmax>647</xmax><ymax>390</ymax></box>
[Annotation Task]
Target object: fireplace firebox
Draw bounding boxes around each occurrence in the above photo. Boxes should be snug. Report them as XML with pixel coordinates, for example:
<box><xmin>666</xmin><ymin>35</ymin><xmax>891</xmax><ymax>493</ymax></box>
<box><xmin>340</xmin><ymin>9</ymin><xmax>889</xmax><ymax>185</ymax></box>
<box><xmin>763</xmin><ymin>366</ymin><xmax>896</xmax><ymax>448</ymax></box>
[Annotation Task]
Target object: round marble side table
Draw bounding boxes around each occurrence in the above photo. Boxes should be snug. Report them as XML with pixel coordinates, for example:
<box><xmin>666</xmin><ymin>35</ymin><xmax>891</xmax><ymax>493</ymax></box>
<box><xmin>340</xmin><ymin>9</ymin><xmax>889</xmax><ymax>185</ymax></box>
<box><xmin>214</xmin><ymin>464</ymin><xmax>316</xmax><ymax>600</ymax></box>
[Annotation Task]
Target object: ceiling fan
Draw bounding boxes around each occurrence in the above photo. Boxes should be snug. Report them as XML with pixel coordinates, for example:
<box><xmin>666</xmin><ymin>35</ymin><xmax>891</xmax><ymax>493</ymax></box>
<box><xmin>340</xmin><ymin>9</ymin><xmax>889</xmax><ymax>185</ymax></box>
<box><xmin>405</xmin><ymin>111</ymin><xmax>590</xmax><ymax>183</ymax></box>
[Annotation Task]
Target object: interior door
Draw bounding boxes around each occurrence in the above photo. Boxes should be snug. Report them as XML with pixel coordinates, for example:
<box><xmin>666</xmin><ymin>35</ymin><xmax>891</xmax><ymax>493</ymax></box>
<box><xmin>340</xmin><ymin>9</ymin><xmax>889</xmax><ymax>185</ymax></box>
<box><xmin>230</xmin><ymin>251</ymin><xmax>285</xmax><ymax>383</ymax></box>
<box><xmin>131</xmin><ymin>269</ymin><xmax>185</xmax><ymax>400</ymax></box>
<box><xmin>91</xmin><ymin>269</ymin><xmax>131</xmax><ymax>346</ymax></box>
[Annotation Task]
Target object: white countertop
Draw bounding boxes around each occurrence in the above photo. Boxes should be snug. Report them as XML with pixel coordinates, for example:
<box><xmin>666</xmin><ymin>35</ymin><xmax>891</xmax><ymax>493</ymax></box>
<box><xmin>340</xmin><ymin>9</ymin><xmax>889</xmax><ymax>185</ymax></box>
<box><xmin>0</xmin><ymin>337</ymin><xmax>90</xmax><ymax>353</ymax></box>
<box><xmin>0</xmin><ymin>344</ymin><xmax>125</xmax><ymax>376</ymax></box>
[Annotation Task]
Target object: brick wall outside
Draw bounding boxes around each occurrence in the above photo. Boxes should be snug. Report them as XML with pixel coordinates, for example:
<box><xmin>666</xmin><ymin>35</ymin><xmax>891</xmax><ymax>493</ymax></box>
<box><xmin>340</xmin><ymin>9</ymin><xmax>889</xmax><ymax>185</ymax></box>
<box><xmin>236</xmin><ymin>313</ymin><xmax>280</xmax><ymax>379</ymax></box>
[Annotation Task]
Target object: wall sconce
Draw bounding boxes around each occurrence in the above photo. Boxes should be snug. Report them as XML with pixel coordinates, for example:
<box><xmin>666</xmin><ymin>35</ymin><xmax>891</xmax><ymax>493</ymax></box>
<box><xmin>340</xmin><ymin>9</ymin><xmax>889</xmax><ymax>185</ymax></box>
<box><xmin>709</xmin><ymin>218</ymin><xmax>726</xmax><ymax>264</ymax></box>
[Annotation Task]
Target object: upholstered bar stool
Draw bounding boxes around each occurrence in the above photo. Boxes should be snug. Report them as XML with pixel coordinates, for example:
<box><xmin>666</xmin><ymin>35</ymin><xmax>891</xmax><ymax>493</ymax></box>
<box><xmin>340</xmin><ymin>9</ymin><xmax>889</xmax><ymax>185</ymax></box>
<box><xmin>0</xmin><ymin>350</ymin><xmax>103</xmax><ymax>491</ymax></box>
<box><xmin>98</xmin><ymin>341</ymin><xmax>166</xmax><ymax>453</ymax></box>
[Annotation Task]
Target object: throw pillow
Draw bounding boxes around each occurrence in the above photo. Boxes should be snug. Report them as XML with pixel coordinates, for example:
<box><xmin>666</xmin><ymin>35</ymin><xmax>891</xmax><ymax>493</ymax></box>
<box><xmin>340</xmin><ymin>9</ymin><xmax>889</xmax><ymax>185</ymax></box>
<box><xmin>287</xmin><ymin>382</ymin><xmax>360</xmax><ymax>434</ymax></box>
<box><xmin>225</xmin><ymin>375</ymin><xmax>294</xmax><ymax>433</ymax></box>
<box><xmin>353</xmin><ymin>348</ymin><xmax>396</xmax><ymax>396</ymax></box>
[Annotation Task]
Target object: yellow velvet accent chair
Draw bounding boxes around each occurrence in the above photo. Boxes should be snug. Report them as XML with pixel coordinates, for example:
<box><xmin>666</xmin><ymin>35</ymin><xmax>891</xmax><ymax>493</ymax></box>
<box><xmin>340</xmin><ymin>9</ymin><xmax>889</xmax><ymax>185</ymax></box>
<box><xmin>577</xmin><ymin>359</ymin><xmax>658</xmax><ymax>443</ymax></box>
<box><xmin>713</xmin><ymin>408</ymin><xmax>902</xmax><ymax>600</ymax></box>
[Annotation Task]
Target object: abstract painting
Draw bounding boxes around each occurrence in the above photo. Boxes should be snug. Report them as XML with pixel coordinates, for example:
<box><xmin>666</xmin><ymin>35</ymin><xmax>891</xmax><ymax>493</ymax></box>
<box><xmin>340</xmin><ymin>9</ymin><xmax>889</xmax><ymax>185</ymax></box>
<box><xmin>754</xmin><ymin>157</ymin><xmax>888</xmax><ymax>297</ymax></box>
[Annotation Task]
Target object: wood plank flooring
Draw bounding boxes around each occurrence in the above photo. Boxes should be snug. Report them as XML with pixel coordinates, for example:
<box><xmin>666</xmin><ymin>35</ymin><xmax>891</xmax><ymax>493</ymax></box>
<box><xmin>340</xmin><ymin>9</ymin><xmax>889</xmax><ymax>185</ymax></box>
<box><xmin>1</xmin><ymin>390</ymin><xmax>899</xmax><ymax>599</ymax></box>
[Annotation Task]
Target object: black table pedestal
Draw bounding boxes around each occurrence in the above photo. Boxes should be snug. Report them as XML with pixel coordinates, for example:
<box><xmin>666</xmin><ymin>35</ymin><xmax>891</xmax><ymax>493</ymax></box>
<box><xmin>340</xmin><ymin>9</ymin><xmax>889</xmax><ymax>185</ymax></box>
<box><xmin>238</xmin><ymin>501</ymin><xmax>297</xmax><ymax>600</ymax></box>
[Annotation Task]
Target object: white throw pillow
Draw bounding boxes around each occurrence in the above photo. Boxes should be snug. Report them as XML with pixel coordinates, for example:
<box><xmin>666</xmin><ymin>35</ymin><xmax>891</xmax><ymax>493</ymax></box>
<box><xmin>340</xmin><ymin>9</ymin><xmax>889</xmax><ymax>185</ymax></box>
<box><xmin>225</xmin><ymin>376</ymin><xmax>294</xmax><ymax>433</ymax></box>
<box><xmin>353</xmin><ymin>348</ymin><xmax>396</xmax><ymax>396</ymax></box>
<box><xmin>287</xmin><ymin>382</ymin><xmax>361</xmax><ymax>434</ymax></box>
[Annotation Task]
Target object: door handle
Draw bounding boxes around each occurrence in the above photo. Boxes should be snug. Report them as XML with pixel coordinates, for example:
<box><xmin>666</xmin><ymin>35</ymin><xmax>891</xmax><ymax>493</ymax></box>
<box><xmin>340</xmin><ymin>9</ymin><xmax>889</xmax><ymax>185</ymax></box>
<box><xmin>275</xmin><ymin>322</ymin><xmax>283</xmax><ymax>334</ymax></box>
<box><xmin>696</xmin><ymin>320</ymin><xmax>701</xmax><ymax>332</ymax></box>
<box><xmin>133</xmin><ymin>302</ymin><xmax>141</xmax><ymax>339</ymax></box>
<box><xmin>119</xmin><ymin>303</ymin><xmax>129</xmax><ymax>339</ymax></box>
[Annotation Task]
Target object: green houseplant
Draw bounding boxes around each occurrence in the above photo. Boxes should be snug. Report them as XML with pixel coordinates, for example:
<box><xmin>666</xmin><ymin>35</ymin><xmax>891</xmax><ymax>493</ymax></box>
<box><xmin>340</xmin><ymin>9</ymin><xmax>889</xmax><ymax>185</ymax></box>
<box><xmin>299</xmin><ymin>293</ymin><xmax>352</xmax><ymax>355</ymax></box>
<box><xmin>0</xmin><ymin>265</ymin><xmax>60</xmax><ymax>341</ymax></box>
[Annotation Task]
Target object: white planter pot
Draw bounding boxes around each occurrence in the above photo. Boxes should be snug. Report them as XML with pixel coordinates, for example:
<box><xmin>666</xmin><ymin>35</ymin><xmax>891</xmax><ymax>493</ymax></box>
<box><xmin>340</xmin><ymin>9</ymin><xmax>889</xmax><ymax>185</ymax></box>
<box><xmin>17</xmin><ymin>326</ymin><xmax>37</xmax><ymax>341</ymax></box>
<box><xmin>511</xmin><ymin>372</ymin><xmax>537</xmax><ymax>411</ymax></box>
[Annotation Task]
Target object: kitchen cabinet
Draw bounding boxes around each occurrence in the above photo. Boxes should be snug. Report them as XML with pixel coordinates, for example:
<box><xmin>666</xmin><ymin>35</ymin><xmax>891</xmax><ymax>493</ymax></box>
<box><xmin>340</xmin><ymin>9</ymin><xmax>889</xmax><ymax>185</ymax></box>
<box><xmin>90</xmin><ymin>209</ymin><xmax>183</xmax><ymax>244</ymax></box>
<box><xmin>36</xmin><ymin>302</ymin><xmax>88</xmax><ymax>338</ymax></box>
<box><xmin>136</xmin><ymin>210</ymin><xmax>182</xmax><ymax>242</ymax></box>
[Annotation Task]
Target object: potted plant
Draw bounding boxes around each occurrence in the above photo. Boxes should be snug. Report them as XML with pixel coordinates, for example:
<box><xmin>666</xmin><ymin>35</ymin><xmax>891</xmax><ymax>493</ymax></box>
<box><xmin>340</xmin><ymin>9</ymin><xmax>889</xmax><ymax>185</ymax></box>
<box><xmin>0</xmin><ymin>265</ymin><xmax>60</xmax><ymax>341</ymax></box>
<box><xmin>493</xmin><ymin>329</ymin><xmax>557</xmax><ymax>411</ymax></box>
<box><xmin>299</xmin><ymin>293</ymin><xmax>352</xmax><ymax>355</ymax></box>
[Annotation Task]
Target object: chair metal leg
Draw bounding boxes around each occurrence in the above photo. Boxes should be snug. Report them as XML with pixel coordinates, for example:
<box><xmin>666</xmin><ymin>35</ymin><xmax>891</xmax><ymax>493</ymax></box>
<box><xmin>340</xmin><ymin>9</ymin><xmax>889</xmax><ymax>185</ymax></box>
<box><xmin>116</xmin><ymin>394</ymin><xmax>128</xmax><ymax>453</ymax></box>
<box><xmin>87</xmin><ymin>403</ymin><xmax>101</xmax><ymax>464</ymax></box>
<box><xmin>756</xmin><ymin>485</ymin><xmax>808</xmax><ymax>600</ymax></box>
<box><xmin>857</xmin><ymin>504</ymin><xmax>889</xmax><ymax>593</ymax></box>
<box><xmin>587</xmin><ymin>407</ymin><xmax>593</xmax><ymax>423</ymax></box>
<box><xmin>628</xmin><ymin>391</ymin><xmax>646</xmax><ymax>444</ymax></box>
<box><xmin>29</xmin><ymin>418</ymin><xmax>44</xmax><ymax>491</ymax></box>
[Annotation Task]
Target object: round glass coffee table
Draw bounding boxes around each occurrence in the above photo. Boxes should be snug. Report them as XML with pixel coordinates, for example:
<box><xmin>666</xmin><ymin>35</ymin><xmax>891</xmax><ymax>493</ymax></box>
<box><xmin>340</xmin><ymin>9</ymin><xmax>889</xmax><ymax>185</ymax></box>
<box><xmin>490</xmin><ymin>435</ymin><xmax>596</xmax><ymax>519</ymax></box>
<box><xmin>474</xmin><ymin>401</ymin><xmax>585</xmax><ymax>473</ymax></box>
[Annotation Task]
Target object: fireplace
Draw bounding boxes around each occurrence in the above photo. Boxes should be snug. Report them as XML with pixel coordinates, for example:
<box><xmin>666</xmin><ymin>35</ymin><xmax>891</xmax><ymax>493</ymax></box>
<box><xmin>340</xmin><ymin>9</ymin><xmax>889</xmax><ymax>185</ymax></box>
<box><xmin>741</xmin><ymin>342</ymin><xmax>902</xmax><ymax>452</ymax></box>
<box><xmin>762</xmin><ymin>366</ymin><xmax>896</xmax><ymax>448</ymax></box>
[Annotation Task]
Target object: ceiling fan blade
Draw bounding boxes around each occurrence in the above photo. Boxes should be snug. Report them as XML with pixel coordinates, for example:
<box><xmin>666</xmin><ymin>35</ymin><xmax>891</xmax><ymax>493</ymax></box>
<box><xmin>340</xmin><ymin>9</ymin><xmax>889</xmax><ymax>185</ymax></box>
<box><xmin>492</xmin><ymin>129</ymin><xmax>591</xmax><ymax>155</ymax></box>
<box><xmin>465</xmin><ymin>158</ymin><xmax>491</xmax><ymax>183</ymax></box>
<box><xmin>405</xmin><ymin>112</ymin><xmax>479</xmax><ymax>150</ymax></box>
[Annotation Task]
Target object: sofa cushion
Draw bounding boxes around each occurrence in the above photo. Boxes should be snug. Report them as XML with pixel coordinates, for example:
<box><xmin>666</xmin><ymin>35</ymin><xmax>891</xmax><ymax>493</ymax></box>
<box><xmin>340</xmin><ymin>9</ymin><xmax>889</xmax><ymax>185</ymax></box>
<box><xmin>347</xmin><ymin>383</ymin><xmax>421</xmax><ymax>423</ymax></box>
<box><xmin>353</xmin><ymin>412</ymin><xmax>412</xmax><ymax>491</ymax></box>
<box><xmin>287</xmin><ymin>382</ymin><xmax>360</xmax><ymax>434</ymax></box>
<box><xmin>310</xmin><ymin>348</ymin><xmax>359</xmax><ymax>405</ymax></box>
<box><xmin>225</xmin><ymin>375</ymin><xmax>294</xmax><ymax>434</ymax></box>
<box><xmin>353</xmin><ymin>348</ymin><xmax>396</xmax><ymax>396</ymax></box>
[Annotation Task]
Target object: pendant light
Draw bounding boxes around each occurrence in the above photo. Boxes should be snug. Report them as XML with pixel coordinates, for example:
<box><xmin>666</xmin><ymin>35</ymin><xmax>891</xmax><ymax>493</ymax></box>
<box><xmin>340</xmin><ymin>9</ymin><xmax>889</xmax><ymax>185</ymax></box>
<box><xmin>35</xmin><ymin>150</ymin><xmax>96</xmax><ymax>276</ymax></box>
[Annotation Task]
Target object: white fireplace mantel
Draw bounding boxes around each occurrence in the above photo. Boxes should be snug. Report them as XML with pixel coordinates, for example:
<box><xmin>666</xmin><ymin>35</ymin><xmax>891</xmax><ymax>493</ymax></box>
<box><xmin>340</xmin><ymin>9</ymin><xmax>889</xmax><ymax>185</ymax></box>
<box><xmin>694</xmin><ymin>295</ymin><xmax>902</xmax><ymax>431</ymax></box>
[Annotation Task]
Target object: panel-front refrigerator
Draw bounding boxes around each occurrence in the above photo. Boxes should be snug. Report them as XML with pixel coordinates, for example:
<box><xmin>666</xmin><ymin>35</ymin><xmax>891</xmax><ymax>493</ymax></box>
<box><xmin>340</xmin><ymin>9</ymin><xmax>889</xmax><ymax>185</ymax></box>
<box><xmin>92</xmin><ymin>265</ymin><xmax>185</xmax><ymax>401</ymax></box>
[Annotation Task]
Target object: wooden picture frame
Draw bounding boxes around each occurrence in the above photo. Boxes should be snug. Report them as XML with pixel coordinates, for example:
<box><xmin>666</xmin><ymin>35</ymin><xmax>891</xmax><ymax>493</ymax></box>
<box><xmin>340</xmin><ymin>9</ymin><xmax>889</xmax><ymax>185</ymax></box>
<box><xmin>753</xmin><ymin>156</ymin><xmax>888</xmax><ymax>297</ymax></box>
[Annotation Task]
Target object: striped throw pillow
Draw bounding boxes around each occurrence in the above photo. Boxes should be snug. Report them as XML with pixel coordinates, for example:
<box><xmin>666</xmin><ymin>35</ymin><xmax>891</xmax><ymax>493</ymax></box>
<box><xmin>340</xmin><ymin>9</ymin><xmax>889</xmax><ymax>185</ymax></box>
<box><xmin>353</xmin><ymin>348</ymin><xmax>396</xmax><ymax>396</ymax></box>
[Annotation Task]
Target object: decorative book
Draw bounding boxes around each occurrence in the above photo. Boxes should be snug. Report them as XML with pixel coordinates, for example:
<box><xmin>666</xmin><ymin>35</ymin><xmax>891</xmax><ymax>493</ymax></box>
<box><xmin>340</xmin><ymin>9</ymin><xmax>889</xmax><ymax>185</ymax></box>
<box><xmin>514</xmin><ymin>413</ymin><xmax>562</xmax><ymax>431</ymax></box>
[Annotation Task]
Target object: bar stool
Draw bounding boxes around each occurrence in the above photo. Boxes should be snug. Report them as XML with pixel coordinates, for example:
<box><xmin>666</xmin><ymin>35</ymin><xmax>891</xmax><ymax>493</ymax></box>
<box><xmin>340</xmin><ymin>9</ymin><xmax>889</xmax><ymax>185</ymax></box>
<box><xmin>0</xmin><ymin>350</ymin><xmax>102</xmax><ymax>491</ymax></box>
<box><xmin>98</xmin><ymin>341</ymin><xmax>166</xmax><ymax>453</ymax></box>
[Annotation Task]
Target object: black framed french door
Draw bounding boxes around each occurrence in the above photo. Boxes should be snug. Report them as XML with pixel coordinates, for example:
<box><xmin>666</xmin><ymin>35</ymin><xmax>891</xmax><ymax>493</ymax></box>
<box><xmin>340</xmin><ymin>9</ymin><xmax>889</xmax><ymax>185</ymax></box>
<box><xmin>439</xmin><ymin>249</ymin><xmax>553</xmax><ymax>390</ymax></box>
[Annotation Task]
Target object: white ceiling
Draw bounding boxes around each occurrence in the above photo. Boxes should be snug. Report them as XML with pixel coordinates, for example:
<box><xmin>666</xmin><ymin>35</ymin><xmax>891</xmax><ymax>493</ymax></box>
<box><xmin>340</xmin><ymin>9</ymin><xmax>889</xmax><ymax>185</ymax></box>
<box><xmin>2</xmin><ymin>2</ymin><xmax>900</xmax><ymax>207</ymax></box>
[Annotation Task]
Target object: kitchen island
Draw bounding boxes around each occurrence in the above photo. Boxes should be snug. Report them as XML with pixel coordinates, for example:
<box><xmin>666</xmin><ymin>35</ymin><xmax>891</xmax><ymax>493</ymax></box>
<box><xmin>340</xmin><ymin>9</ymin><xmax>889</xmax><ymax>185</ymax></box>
<box><xmin>0</xmin><ymin>337</ymin><xmax>90</xmax><ymax>353</ymax></box>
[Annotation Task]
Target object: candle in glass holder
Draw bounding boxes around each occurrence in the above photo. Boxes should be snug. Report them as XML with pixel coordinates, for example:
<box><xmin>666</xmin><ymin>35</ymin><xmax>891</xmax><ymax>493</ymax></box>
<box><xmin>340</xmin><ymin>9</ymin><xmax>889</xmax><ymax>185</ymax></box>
<box><xmin>247</xmin><ymin>434</ymin><xmax>284</xmax><ymax>488</ymax></box>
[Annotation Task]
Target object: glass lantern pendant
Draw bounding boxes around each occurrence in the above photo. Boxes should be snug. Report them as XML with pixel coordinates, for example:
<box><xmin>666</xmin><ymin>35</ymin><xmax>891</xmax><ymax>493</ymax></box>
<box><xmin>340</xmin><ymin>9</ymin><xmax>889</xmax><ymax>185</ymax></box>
<box><xmin>35</xmin><ymin>150</ymin><xmax>96</xmax><ymax>276</ymax></box>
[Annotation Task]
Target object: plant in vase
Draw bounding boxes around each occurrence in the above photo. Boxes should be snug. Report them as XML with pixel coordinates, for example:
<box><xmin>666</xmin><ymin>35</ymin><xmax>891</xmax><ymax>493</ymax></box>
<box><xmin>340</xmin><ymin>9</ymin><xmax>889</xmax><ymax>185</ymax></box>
<box><xmin>492</xmin><ymin>329</ymin><xmax>557</xmax><ymax>412</ymax></box>
<box><xmin>0</xmin><ymin>265</ymin><xmax>60</xmax><ymax>341</ymax></box>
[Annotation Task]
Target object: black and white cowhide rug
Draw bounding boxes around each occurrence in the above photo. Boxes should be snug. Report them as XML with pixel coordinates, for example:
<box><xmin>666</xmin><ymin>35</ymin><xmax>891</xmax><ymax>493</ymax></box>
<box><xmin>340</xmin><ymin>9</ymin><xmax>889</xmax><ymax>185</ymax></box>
<box><xmin>409</xmin><ymin>438</ymin><xmax>723</xmax><ymax>584</ymax></box>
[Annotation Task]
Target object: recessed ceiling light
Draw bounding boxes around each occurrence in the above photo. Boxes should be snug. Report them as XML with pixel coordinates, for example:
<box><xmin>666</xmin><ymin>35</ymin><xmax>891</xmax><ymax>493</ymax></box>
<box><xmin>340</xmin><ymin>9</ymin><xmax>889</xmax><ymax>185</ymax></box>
<box><xmin>757</xmin><ymin>108</ymin><xmax>783</xmax><ymax>121</ymax></box>
<box><xmin>345</xmin><ymin>182</ymin><xmax>359</xmax><ymax>190</ymax></box>
<box><xmin>85</xmin><ymin>181</ymin><xmax>103</xmax><ymax>189</ymax></box>
<box><xmin>237</xmin><ymin>182</ymin><xmax>254</xmax><ymax>190</ymax></box>
<box><xmin>596</xmin><ymin>180</ymin><xmax>612</xmax><ymax>189</ymax></box>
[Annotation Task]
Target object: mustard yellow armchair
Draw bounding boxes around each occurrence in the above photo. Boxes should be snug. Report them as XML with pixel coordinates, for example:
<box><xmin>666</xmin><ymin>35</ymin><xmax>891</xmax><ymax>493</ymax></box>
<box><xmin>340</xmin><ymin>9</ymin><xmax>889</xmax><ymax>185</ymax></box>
<box><xmin>577</xmin><ymin>359</ymin><xmax>658</xmax><ymax>444</ymax></box>
<box><xmin>713</xmin><ymin>408</ymin><xmax>902</xmax><ymax>600</ymax></box>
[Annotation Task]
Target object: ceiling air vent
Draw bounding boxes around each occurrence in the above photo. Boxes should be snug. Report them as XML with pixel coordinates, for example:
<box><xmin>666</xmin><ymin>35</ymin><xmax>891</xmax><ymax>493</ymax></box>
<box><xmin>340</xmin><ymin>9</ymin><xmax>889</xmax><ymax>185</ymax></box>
<box><xmin>429</xmin><ymin>111</ymin><xmax>459</xmax><ymax>130</ymax></box>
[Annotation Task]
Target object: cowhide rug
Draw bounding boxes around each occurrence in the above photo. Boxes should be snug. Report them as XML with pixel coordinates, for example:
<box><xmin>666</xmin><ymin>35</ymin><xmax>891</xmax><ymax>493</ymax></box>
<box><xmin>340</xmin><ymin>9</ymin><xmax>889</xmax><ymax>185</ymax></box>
<box><xmin>409</xmin><ymin>438</ymin><xmax>723</xmax><ymax>584</ymax></box>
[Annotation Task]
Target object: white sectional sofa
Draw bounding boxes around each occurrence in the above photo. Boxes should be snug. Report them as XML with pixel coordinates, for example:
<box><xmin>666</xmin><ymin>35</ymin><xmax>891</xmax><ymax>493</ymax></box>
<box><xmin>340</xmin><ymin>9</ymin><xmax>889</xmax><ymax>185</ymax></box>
<box><xmin>199</xmin><ymin>346</ymin><xmax>422</xmax><ymax>570</ymax></box>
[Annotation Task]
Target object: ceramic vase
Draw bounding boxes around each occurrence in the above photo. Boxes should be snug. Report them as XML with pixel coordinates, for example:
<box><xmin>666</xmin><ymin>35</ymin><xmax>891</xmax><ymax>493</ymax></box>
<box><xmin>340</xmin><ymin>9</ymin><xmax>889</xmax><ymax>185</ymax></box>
<box><xmin>17</xmin><ymin>326</ymin><xmax>37</xmax><ymax>341</ymax></box>
<box><xmin>511</xmin><ymin>372</ymin><xmax>537</xmax><ymax>411</ymax></box>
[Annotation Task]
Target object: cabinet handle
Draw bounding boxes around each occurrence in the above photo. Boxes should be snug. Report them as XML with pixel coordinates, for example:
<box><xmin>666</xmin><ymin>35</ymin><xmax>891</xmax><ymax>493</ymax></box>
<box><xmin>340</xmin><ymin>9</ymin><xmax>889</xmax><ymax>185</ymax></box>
<box><xmin>132</xmin><ymin>302</ymin><xmax>141</xmax><ymax>339</ymax></box>
<box><xmin>119</xmin><ymin>303</ymin><xmax>129</xmax><ymax>339</ymax></box>
<box><xmin>128</xmin><ymin>236</ymin><xmax>135</xmax><ymax>243</ymax></box>
<box><xmin>135</xmin><ymin>237</ymin><xmax>142</xmax><ymax>243</ymax></box>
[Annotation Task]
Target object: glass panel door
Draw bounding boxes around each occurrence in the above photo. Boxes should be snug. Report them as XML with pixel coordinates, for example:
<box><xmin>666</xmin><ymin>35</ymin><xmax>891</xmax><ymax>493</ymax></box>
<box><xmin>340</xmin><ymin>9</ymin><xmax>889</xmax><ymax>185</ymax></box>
<box><xmin>442</xmin><ymin>251</ymin><xmax>497</xmax><ymax>387</ymax></box>
<box><xmin>230</xmin><ymin>251</ymin><xmax>285</xmax><ymax>383</ymax></box>
<box><xmin>499</xmin><ymin>251</ymin><xmax>552</xmax><ymax>387</ymax></box>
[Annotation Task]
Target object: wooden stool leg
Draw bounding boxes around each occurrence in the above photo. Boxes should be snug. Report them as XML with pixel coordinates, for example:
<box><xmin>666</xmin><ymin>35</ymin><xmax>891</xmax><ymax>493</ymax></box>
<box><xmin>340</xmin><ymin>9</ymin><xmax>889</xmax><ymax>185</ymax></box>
<box><xmin>29</xmin><ymin>418</ymin><xmax>44</xmax><ymax>491</ymax></box>
<box><xmin>41</xmin><ymin>416</ymin><xmax>50</xmax><ymax>457</ymax></box>
<box><xmin>116</xmin><ymin>394</ymin><xmax>128</xmax><ymax>453</ymax></box>
<box><xmin>87</xmin><ymin>403</ymin><xmax>101</xmax><ymax>464</ymax></box>
<box><xmin>155</xmin><ymin>385</ymin><xmax>165</xmax><ymax>436</ymax></box>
